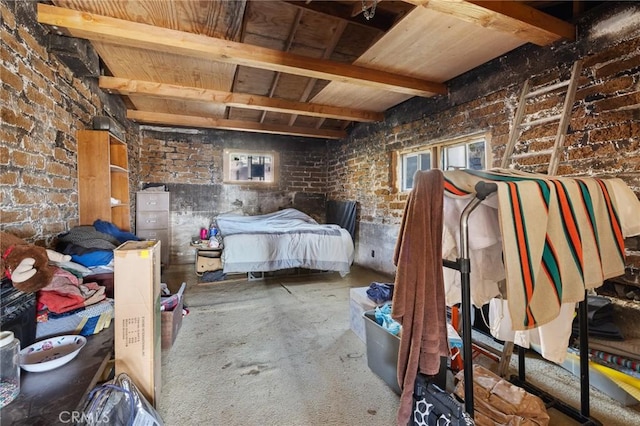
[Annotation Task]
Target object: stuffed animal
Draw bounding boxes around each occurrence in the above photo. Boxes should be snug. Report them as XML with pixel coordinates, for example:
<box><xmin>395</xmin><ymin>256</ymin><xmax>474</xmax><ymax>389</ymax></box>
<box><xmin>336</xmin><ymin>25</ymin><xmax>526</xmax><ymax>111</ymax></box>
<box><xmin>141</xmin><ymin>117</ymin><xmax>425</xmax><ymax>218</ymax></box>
<box><xmin>0</xmin><ymin>232</ymin><xmax>70</xmax><ymax>293</ymax></box>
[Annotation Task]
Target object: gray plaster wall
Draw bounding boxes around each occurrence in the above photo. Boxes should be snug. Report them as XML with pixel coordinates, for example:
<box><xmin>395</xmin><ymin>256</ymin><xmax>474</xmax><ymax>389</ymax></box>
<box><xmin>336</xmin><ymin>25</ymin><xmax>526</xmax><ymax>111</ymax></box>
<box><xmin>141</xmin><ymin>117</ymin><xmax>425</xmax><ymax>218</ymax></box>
<box><xmin>160</xmin><ymin>183</ymin><xmax>325</xmax><ymax>264</ymax></box>
<box><xmin>355</xmin><ymin>222</ymin><xmax>399</xmax><ymax>277</ymax></box>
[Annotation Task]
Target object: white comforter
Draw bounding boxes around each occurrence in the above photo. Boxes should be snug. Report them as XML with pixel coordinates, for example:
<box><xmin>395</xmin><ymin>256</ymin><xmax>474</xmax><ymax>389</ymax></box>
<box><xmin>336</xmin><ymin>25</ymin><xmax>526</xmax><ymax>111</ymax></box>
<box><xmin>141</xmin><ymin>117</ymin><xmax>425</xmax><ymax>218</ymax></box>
<box><xmin>215</xmin><ymin>208</ymin><xmax>354</xmax><ymax>276</ymax></box>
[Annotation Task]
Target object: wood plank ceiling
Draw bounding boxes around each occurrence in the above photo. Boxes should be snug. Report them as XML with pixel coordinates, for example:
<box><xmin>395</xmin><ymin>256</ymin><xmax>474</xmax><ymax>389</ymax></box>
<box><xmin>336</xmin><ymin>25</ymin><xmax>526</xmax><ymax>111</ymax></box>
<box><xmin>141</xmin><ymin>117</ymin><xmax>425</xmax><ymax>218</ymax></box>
<box><xmin>38</xmin><ymin>1</ymin><xmax>579</xmax><ymax>140</ymax></box>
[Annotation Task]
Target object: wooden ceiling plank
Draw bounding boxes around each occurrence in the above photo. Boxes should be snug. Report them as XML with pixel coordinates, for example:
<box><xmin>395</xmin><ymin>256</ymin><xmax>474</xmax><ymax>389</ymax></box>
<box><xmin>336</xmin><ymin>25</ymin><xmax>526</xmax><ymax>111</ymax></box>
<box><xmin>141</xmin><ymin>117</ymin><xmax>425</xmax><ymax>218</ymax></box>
<box><xmin>259</xmin><ymin>8</ymin><xmax>304</xmax><ymax>124</ymax></box>
<box><xmin>37</xmin><ymin>3</ymin><xmax>446</xmax><ymax>97</ymax></box>
<box><xmin>288</xmin><ymin>79</ymin><xmax>319</xmax><ymax>126</ymax></box>
<box><xmin>127</xmin><ymin>110</ymin><xmax>346</xmax><ymax>139</ymax></box>
<box><xmin>404</xmin><ymin>0</ymin><xmax>575</xmax><ymax>45</ymax></box>
<box><xmin>289</xmin><ymin>20</ymin><xmax>348</xmax><ymax>127</ymax></box>
<box><xmin>100</xmin><ymin>76</ymin><xmax>382</xmax><ymax>122</ymax></box>
<box><xmin>52</xmin><ymin>0</ymin><xmax>247</xmax><ymax>40</ymax></box>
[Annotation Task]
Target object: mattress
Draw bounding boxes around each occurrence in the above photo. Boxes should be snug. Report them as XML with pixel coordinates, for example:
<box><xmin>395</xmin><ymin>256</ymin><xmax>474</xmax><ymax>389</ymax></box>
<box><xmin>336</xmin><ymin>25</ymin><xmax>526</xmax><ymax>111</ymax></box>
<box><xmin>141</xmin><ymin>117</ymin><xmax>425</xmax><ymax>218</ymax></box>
<box><xmin>216</xmin><ymin>208</ymin><xmax>354</xmax><ymax>276</ymax></box>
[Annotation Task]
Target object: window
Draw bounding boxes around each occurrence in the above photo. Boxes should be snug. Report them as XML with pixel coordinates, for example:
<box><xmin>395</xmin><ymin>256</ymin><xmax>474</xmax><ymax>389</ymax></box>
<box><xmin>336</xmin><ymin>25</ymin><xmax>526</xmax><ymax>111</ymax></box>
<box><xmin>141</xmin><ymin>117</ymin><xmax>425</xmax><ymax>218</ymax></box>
<box><xmin>223</xmin><ymin>150</ymin><xmax>278</xmax><ymax>184</ymax></box>
<box><xmin>401</xmin><ymin>150</ymin><xmax>431</xmax><ymax>191</ymax></box>
<box><xmin>396</xmin><ymin>132</ymin><xmax>488</xmax><ymax>192</ymax></box>
<box><xmin>442</xmin><ymin>139</ymin><xmax>485</xmax><ymax>171</ymax></box>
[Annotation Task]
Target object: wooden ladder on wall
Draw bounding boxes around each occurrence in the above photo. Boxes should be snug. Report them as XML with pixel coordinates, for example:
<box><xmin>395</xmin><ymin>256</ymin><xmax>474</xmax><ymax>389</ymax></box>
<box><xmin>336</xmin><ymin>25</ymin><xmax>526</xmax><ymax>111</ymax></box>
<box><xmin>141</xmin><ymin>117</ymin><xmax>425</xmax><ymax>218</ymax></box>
<box><xmin>500</xmin><ymin>60</ymin><xmax>583</xmax><ymax>175</ymax></box>
<box><xmin>475</xmin><ymin>61</ymin><xmax>583</xmax><ymax>377</ymax></box>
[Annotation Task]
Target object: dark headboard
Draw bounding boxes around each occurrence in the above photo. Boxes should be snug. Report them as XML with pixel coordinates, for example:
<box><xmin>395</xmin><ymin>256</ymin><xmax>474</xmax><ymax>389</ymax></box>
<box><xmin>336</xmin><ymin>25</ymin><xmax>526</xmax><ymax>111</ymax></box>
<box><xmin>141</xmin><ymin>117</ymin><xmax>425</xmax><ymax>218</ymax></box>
<box><xmin>326</xmin><ymin>200</ymin><xmax>356</xmax><ymax>242</ymax></box>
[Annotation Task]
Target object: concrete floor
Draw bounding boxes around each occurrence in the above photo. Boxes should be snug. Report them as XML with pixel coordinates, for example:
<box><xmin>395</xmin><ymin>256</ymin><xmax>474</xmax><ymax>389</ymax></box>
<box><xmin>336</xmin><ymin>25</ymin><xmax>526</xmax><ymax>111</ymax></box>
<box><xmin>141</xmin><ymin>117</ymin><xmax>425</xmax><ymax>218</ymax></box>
<box><xmin>156</xmin><ymin>264</ymin><xmax>640</xmax><ymax>426</ymax></box>
<box><xmin>159</xmin><ymin>264</ymin><xmax>400</xmax><ymax>425</ymax></box>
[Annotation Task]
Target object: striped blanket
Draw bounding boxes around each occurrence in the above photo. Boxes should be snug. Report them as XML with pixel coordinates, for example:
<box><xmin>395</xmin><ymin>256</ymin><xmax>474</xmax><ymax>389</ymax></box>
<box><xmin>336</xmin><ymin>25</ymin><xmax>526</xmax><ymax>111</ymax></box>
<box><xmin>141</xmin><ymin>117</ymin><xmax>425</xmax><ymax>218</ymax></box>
<box><xmin>443</xmin><ymin>169</ymin><xmax>640</xmax><ymax>330</ymax></box>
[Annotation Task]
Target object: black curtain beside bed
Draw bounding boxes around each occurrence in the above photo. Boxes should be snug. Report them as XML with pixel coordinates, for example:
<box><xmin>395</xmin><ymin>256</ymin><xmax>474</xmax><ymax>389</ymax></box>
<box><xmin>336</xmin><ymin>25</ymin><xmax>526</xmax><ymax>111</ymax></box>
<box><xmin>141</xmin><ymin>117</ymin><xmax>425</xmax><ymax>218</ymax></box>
<box><xmin>326</xmin><ymin>200</ymin><xmax>356</xmax><ymax>242</ymax></box>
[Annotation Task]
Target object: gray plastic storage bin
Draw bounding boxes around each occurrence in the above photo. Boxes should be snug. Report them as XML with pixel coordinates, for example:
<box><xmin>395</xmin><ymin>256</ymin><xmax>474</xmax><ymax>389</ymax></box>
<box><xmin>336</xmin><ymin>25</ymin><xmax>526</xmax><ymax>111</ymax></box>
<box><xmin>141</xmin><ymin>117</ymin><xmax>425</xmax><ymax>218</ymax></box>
<box><xmin>363</xmin><ymin>310</ymin><xmax>401</xmax><ymax>395</ymax></box>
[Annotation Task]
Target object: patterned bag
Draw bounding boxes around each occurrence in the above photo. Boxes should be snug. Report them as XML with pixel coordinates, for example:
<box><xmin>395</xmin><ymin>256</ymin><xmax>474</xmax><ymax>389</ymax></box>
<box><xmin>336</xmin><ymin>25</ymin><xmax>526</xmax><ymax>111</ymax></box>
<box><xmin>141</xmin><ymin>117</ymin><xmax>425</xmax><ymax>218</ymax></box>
<box><xmin>412</xmin><ymin>373</ymin><xmax>475</xmax><ymax>426</ymax></box>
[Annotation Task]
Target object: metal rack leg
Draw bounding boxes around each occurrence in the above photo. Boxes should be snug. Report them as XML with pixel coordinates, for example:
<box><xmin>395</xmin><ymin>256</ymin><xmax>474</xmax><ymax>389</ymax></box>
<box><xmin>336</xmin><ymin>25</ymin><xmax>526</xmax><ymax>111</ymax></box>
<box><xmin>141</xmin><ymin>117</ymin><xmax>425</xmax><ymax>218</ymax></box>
<box><xmin>509</xmin><ymin>292</ymin><xmax>600</xmax><ymax>425</ymax></box>
<box><xmin>578</xmin><ymin>294</ymin><xmax>590</xmax><ymax>418</ymax></box>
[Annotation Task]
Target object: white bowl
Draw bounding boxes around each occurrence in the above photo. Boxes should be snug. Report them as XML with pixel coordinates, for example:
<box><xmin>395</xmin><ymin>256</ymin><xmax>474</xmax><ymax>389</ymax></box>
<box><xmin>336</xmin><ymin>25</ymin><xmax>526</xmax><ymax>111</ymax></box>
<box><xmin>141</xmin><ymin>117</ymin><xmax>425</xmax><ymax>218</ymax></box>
<box><xmin>20</xmin><ymin>335</ymin><xmax>87</xmax><ymax>373</ymax></box>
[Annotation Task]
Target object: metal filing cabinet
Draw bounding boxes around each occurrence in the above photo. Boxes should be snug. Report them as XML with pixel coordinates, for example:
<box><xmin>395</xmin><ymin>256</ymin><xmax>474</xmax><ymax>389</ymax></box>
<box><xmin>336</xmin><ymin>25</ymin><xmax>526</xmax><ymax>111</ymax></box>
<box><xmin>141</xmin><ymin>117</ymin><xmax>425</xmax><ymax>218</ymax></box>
<box><xmin>136</xmin><ymin>191</ymin><xmax>170</xmax><ymax>265</ymax></box>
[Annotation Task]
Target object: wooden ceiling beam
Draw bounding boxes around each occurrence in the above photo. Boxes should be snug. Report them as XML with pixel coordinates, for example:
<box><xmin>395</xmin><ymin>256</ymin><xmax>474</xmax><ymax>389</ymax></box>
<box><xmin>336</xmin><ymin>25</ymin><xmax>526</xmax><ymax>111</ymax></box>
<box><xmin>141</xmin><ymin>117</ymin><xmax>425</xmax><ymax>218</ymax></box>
<box><xmin>127</xmin><ymin>110</ymin><xmax>347</xmax><ymax>140</ymax></box>
<box><xmin>100</xmin><ymin>76</ymin><xmax>383</xmax><ymax>122</ymax></box>
<box><xmin>38</xmin><ymin>4</ymin><xmax>446</xmax><ymax>97</ymax></box>
<box><xmin>404</xmin><ymin>0</ymin><xmax>575</xmax><ymax>45</ymax></box>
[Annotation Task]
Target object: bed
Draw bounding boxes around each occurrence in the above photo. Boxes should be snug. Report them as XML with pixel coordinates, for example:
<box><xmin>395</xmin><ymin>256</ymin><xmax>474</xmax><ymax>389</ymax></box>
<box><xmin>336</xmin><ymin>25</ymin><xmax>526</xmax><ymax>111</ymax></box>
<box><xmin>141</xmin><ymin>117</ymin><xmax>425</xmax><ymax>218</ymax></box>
<box><xmin>215</xmin><ymin>208</ymin><xmax>355</xmax><ymax>276</ymax></box>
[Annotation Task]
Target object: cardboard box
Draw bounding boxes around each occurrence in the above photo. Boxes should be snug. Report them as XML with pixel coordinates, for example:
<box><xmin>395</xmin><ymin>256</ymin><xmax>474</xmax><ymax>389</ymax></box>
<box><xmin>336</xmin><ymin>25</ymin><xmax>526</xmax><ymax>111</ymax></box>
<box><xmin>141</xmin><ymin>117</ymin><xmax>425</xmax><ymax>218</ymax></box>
<box><xmin>349</xmin><ymin>287</ymin><xmax>379</xmax><ymax>343</ymax></box>
<box><xmin>196</xmin><ymin>253</ymin><xmax>222</xmax><ymax>273</ymax></box>
<box><xmin>114</xmin><ymin>240</ymin><xmax>161</xmax><ymax>406</ymax></box>
<box><xmin>161</xmin><ymin>298</ymin><xmax>183</xmax><ymax>349</ymax></box>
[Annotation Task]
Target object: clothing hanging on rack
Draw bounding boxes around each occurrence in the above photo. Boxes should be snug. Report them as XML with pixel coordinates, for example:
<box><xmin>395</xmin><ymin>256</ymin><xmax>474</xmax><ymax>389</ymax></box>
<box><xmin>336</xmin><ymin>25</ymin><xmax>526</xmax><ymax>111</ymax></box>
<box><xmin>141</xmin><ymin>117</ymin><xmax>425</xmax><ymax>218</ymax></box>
<box><xmin>392</xmin><ymin>169</ymin><xmax>449</xmax><ymax>426</ymax></box>
<box><xmin>442</xmin><ymin>169</ymin><xmax>640</xmax><ymax>333</ymax></box>
<box><xmin>442</xmin><ymin>190</ymin><xmax>504</xmax><ymax>308</ymax></box>
<box><xmin>488</xmin><ymin>297</ymin><xmax>577</xmax><ymax>363</ymax></box>
<box><xmin>392</xmin><ymin>167</ymin><xmax>640</xmax><ymax>424</ymax></box>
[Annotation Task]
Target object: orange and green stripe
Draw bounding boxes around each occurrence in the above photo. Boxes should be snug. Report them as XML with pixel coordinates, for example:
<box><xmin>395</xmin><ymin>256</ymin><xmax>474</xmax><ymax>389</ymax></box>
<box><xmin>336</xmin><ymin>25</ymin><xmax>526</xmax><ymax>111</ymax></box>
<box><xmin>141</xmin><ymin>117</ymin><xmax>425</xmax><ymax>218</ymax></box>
<box><xmin>505</xmin><ymin>181</ymin><xmax>537</xmax><ymax>328</ymax></box>
<box><xmin>595</xmin><ymin>179</ymin><xmax>625</xmax><ymax>261</ymax></box>
<box><xmin>443</xmin><ymin>176</ymin><xmax>472</xmax><ymax>196</ymax></box>
<box><xmin>551</xmin><ymin>179</ymin><xmax>584</xmax><ymax>282</ymax></box>
<box><xmin>541</xmin><ymin>236</ymin><xmax>563</xmax><ymax>306</ymax></box>
<box><xmin>576</xmin><ymin>179</ymin><xmax>603</xmax><ymax>273</ymax></box>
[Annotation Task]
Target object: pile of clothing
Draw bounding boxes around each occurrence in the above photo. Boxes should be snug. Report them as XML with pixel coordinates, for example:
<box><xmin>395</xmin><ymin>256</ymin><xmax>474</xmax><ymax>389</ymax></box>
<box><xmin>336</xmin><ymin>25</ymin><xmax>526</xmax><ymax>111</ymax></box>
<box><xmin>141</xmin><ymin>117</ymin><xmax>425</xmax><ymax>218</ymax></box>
<box><xmin>366</xmin><ymin>282</ymin><xmax>402</xmax><ymax>336</ymax></box>
<box><xmin>571</xmin><ymin>295</ymin><xmax>623</xmax><ymax>341</ymax></box>
<box><xmin>34</xmin><ymin>220</ymin><xmax>138</xmax><ymax>338</ymax></box>
<box><xmin>366</xmin><ymin>281</ymin><xmax>394</xmax><ymax>304</ymax></box>
<box><xmin>38</xmin><ymin>268</ymin><xmax>105</xmax><ymax>314</ymax></box>
<box><xmin>35</xmin><ymin>265</ymin><xmax>114</xmax><ymax>338</ymax></box>
<box><xmin>56</xmin><ymin>220</ymin><xmax>139</xmax><ymax>267</ymax></box>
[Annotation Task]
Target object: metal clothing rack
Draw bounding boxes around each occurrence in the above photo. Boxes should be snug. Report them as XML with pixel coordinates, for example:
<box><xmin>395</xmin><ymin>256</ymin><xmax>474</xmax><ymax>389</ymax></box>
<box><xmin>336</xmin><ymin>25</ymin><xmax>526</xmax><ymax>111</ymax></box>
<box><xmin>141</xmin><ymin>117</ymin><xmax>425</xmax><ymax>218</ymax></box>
<box><xmin>509</xmin><ymin>295</ymin><xmax>602</xmax><ymax>425</ymax></box>
<box><xmin>443</xmin><ymin>181</ymin><xmax>601</xmax><ymax>425</ymax></box>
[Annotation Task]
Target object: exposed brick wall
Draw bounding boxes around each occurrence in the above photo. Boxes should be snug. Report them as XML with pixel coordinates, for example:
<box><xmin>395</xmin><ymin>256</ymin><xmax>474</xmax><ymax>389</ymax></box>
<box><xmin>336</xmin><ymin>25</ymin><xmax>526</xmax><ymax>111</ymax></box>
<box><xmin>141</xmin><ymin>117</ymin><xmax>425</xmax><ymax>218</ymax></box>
<box><xmin>140</xmin><ymin>132</ymin><xmax>220</xmax><ymax>185</ymax></box>
<box><xmin>138</xmin><ymin>128</ymin><xmax>328</xmax><ymax>263</ymax></box>
<box><xmin>139</xmin><ymin>128</ymin><xmax>328</xmax><ymax>208</ymax></box>
<box><xmin>3</xmin><ymin>0</ymin><xmax>639</xmax><ymax>273</ymax></box>
<box><xmin>329</xmin><ymin>3</ymin><xmax>640</xmax><ymax>273</ymax></box>
<box><xmin>330</xmin><ymin>8</ymin><xmax>640</xmax><ymax>224</ymax></box>
<box><xmin>1</xmin><ymin>0</ymin><xmax>140</xmax><ymax>245</ymax></box>
<box><xmin>561</xmin><ymin>40</ymin><xmax>640</xmax><ymax>179</ymax></box>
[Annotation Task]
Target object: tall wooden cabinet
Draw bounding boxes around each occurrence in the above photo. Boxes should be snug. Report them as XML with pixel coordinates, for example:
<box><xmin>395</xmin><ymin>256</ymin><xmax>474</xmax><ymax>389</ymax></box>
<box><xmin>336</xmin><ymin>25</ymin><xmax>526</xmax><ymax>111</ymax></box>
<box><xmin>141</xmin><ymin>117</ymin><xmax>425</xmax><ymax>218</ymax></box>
<box><xmin>77</xmin><ymin>130</ymin><xmax>131</xmax><ymax>231</ymax></box>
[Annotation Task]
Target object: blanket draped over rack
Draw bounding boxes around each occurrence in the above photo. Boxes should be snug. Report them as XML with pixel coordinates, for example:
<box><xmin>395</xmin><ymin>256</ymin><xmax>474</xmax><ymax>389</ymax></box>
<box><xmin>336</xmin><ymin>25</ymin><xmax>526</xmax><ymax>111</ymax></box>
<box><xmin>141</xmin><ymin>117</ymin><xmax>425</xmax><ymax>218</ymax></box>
<box><xmin>442</xmin><ymin>168</ymin><xmax>640</xmax><ymax>332</ymax></box>
<box><xmin>392</xmin><ymin>169</ymin><xmax>449</xmax><ymax>426</ymax></box>
<box><xmin>393</xmin><ymin>167</ymin><xmax>640</xmax><ymax>422</ymax></box>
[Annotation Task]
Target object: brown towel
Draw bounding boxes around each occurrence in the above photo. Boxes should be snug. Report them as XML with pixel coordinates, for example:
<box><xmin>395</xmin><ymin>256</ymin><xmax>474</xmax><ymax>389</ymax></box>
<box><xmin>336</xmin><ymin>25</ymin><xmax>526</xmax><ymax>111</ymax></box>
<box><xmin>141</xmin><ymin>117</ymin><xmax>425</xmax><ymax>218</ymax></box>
<box><xmin>392</xmin><ymin>169</ymin><xmax>449</xmax><ymax>425</ymax></box>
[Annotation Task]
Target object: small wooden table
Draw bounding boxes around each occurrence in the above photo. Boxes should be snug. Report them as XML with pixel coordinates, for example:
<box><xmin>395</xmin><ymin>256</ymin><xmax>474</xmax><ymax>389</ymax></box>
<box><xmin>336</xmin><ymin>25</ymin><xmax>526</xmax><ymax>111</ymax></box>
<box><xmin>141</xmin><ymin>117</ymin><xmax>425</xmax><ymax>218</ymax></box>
<box><xmin>2</xmin><ymin>328</ymin><xmax>114</xmax><ymax>425</ymax></box>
